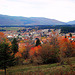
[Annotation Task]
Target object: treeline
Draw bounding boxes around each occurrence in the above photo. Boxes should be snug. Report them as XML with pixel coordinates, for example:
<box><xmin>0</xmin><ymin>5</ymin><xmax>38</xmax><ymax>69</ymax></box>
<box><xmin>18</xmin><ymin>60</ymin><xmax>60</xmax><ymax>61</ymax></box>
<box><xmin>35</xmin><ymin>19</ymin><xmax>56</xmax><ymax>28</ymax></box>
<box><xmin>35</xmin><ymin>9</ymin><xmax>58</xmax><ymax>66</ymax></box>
<box><xmin>19</xmin><ymin>25</ymin><xmax>75</xmax><ymax>33</ymax></box>
<box><xmin>16</xmin><ymin>25</ymin><xmax>75</xmax><ymax>33</ymax></box>
<box><xmin>0</xmin><ymin>25</ymin><xmax>74</xmax><ymax>28</ymax></box>
<box><xmin>61</xmin><ymin>26</ymin><xmax>75</xmax><ymax>33</ymax></box>
<box><xmin>1</xmin><ymin>25</ymin><xmax>75</xmax><ymax>33</ymax></box>
<box><xmin>37</xmin><ymin>25</ymin><xmax>73</xmax><ymax>30</ymax></box>
<box><xmin>0</xmin><ymin>29</ymin><xmax>6</xmax><ymax>31</ymax></box>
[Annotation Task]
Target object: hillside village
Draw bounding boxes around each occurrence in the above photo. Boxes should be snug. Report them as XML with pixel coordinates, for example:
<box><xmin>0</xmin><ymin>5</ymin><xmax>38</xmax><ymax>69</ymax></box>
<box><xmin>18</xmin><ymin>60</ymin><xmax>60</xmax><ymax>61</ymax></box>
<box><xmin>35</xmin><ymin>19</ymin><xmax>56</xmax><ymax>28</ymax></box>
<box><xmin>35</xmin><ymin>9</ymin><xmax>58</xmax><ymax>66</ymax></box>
<box><xmin>3</xmin><ymin>27</ymin><xmax>75</xmax><ymax>46</ymax></box>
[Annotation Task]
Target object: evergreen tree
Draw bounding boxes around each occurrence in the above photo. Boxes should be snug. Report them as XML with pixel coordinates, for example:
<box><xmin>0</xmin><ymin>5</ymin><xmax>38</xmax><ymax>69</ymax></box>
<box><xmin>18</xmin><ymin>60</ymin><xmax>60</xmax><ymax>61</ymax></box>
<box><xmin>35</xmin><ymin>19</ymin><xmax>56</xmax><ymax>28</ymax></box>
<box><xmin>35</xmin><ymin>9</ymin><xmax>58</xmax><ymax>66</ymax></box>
<box><xmin>65</xmin><ymin>35</ymin><xmax>67</xmax><ymax>38</ymax></box>
<box><xmin>0</xmin><ymin>43</ymin><xmax>15</xmax><ymax>75</ymax></box>
<box><xmin>35</xmin><ymin>38</ymin><xmax>41</xmax><ymax>46</ymax></box>
<box><xmin>69</xmin><ymin>33</ymin><xmax>72</xmax><ymax>37</ymax></box>
<box><xmin>12</xmin><ymin>38</ymin><xmax>18</xmax><ymax>54</ymax></box>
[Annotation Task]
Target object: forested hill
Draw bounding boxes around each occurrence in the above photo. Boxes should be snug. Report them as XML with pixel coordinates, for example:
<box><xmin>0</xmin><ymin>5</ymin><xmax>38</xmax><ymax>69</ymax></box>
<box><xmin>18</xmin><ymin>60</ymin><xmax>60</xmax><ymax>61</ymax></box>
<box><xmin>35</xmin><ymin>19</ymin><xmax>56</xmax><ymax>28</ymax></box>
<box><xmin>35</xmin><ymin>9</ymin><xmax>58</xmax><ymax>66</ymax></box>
<box><xmin>0</xmin><ymin>14</ymin><xmax>66</xmax><ymax>26</ymax></box>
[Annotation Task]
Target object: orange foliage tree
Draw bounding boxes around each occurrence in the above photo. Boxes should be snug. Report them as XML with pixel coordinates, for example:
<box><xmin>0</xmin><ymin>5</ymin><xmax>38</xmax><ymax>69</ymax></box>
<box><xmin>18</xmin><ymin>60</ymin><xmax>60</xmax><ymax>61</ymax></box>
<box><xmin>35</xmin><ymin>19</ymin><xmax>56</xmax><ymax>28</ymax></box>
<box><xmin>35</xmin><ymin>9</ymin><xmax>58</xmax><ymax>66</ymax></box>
<box><xmin>18</xmin><ymin>43</ymin><xmax>26</xmax><ymax>53</ymax></box>
<box><xmin>59</xmin><ymin>37</ymin><xmax>74</xmax><ymax>57</ymax></box>
<box><xmin>58</xmin><ymin>36</ymin><xmax>75</xmax><ymax>65</ymax></box>
<box><xmin>71</xmin><ymin>41</ymin><xmax>75</xmax><ymax>57</ymax></box>
<box><xmin>29</xmin><ymin>45</ymin><xmax>41</xmax><ymax>56</ymax></box>
<box><xmin>0</xmin><ymin>32</ymin><xmax>5</xmax><ymax>42</ymax></box>
<box><xmin>0</xmin><ymin>32</ymin><xmax>12</xmax><ymax>47</ymax></box>
<box><xmin>29</xmin><ymin>43</ymin><xmax>60</xmax><ymax>64</ymax></box>
<box><xmin>29</xmin><ymin>45</ymin><xmax>42</xmax><ymax>64</ymax></box>
<box><xmin>15</xmin><ymin>52</ymin><xmax>22</xmax><ymax>58</ymax></box>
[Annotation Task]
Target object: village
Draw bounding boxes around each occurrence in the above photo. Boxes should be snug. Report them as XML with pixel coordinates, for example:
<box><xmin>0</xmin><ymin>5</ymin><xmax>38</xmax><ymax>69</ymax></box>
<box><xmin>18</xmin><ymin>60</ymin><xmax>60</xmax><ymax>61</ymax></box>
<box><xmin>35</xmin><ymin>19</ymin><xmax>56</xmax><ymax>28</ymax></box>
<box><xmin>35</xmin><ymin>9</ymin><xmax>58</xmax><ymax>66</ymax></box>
<box><xmin>2</xmin><ymin>27</ymin><xmax>75</xmax><ymax>48</ymax></box>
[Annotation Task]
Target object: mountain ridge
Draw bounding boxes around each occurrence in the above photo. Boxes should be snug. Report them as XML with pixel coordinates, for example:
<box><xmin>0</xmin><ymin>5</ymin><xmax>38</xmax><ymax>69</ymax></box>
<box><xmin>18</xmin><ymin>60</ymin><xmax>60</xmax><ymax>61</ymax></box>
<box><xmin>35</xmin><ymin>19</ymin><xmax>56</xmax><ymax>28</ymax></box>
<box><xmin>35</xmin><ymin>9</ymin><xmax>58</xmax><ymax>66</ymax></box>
<box><xmin>0</xmin><ymin>14</ymin><xmax>67</xmax><ymax>26</ymax></box>
<box><xmin>67</xmin><ymin>20</ymin><xmax>75</xmax><ymax>25</ymax></box>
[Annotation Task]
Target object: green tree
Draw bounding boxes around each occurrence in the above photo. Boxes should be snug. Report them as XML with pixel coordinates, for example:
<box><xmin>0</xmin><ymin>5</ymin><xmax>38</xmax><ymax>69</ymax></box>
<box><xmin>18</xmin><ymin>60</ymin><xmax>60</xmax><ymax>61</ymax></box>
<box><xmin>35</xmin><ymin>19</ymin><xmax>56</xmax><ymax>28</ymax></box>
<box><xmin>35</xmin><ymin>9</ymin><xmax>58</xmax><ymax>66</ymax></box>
<box><xmin>0</xmin><ymin>43</ymin><xmax>15</xmax><ymax>75</ymax></box>
<box><xmin>69</xmin><ymin>33</ymin><xmax>72</xmax><ymax>37</ymax></box>
<box><xmin>12</xmin><ymin>38</ymin><xmax>18</xmax><ymax>54</ymax></box>
<box><xmin>35</xmin><ymin>38</ymin><xmax>41</xmax><ymax>46</ymax></box>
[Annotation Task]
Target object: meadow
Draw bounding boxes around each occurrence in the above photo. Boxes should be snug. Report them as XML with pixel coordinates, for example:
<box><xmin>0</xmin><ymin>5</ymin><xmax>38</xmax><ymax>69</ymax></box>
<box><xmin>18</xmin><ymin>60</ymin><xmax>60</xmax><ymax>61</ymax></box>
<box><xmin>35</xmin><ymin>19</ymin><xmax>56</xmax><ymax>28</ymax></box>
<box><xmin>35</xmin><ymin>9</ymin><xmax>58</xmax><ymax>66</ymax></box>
<box><xmin>0</xmin><ymin>57</ymin><xmax>75</xmax><ymax>75</ymax></box>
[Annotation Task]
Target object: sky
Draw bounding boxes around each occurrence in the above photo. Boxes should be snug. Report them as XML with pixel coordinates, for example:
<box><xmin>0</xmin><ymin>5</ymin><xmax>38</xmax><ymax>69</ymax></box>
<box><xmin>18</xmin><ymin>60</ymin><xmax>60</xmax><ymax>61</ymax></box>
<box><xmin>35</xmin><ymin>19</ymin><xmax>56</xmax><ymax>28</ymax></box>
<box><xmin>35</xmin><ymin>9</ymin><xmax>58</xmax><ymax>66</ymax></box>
<box><xmin>0</xmin><ymin>0</ymin><xmax>75</xmax><ymax>22</ymax></box>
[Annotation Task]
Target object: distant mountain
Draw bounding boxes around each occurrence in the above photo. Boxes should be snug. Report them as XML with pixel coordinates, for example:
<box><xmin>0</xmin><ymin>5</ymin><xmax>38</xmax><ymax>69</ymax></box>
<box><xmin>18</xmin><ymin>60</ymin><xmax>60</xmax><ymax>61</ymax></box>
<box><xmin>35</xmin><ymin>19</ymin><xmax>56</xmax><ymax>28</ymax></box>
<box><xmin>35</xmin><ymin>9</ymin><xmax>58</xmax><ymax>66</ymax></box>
<box><xmin>0</xmin><ymin>14</ymin><xmax>66</xmax><ymax>26</ymax></box>
<box><xmin>67</xmin><ymin>20</ymin><xmax>75</xmax><ymax>25</ymax></box>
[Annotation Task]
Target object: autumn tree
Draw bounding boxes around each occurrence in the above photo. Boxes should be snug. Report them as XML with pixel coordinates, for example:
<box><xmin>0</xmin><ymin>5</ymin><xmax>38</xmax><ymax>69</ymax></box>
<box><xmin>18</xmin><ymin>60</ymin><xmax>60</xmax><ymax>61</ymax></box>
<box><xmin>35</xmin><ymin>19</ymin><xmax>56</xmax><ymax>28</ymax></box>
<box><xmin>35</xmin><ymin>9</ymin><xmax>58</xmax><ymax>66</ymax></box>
<box><xmin>0</xmin><ymin>43</ymin><xmax>15</xmax><ymax>75</ymax></box>
<box><xmin>58</xmin><ymin>36</ymin><xmax>74</xmax><ymax>65</ymax></box>
<box><xmin>18</xmin><ymin>43</ymin><xmax>26</xmax><ymax>53</ymax></box>
<box><xmin>12</xmin><ymin>38</ymin><xmax>18</xmax><ymax>54</ymax></box>
<box><xmin>22</xmin><ymin>45</ymin><xmax>31</xmax><ymax>59</ymax></box>
<box><xmin>71</xmin><ymin>41</ymin><xmax>75</xmax><ymax>57</ymax></box>
<box><xmin>29</xmin><ymin>43</ymin><xmax>60</xmax><ymax>64</ymax></box>
<box><xmin>14</xmin><ymin>51</ymin><xmax>22</xmax><ymax>65</ymax></box>
<box><xmin>59</xmin><ymin>37</ymin><xmax>74</xmax><ymax>57</ymax></box>
<box><xmin>38</xmin><ymin>44</ymin><xmax>60</xmax><ymax>64</ymax></box>
<box><xmin>0</xmin><ymin>32</ymin><xmax>5</xmax><ymax>43</ymax></box>
<box><xmin>29</xmin><ymin>45</ymin><xmax>42</xmax><ymax>64</ymax></box>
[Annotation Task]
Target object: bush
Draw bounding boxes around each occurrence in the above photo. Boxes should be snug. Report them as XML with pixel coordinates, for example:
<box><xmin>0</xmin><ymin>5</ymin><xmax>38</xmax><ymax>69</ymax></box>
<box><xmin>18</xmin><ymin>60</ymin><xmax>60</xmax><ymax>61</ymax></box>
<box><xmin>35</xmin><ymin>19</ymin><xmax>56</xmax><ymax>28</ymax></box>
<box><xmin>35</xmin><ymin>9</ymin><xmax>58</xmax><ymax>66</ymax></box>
<box><xmin>38</xmin><ymin>44</ymin><xmax>60</xmax><ymax>64</ymax></box>
<box><xmin>29</xmin><ymin>43</ymin><xmax>60</xmax><ymax>64</ymax></box>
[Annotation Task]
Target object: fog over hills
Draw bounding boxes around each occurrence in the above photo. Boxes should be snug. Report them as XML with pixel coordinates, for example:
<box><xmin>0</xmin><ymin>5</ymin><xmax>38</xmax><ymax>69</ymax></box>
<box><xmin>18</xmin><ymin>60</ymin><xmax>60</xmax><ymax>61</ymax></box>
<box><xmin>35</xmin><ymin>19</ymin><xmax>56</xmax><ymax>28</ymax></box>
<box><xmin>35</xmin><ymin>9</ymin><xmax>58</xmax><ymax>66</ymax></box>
<box><xmin>0</xmin><ymin>14</ymin><xmax>69</xmax><ymax>26</ymax></box>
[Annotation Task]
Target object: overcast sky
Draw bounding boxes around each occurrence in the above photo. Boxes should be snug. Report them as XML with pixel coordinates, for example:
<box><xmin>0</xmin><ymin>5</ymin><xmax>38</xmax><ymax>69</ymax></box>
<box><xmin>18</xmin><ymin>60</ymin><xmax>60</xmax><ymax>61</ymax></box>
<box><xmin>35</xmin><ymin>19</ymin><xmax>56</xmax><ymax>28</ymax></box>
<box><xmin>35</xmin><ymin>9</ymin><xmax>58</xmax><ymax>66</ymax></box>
<box><xmin>0</xmin><ymin>0</ymin><xmax>75</xmax><ymax>22</ymax></box>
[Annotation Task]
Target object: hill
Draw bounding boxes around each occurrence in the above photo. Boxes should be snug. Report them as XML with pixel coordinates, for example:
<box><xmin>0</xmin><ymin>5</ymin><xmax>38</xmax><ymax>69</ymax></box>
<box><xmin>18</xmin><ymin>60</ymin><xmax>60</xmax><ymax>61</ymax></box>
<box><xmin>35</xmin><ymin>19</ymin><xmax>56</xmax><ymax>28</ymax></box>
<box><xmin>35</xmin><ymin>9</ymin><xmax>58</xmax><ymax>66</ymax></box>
<box><xmin>0</xmin><ymin>14</ymin><xmax>66</xmax><ymax>26</ymax></box>
<box><xmin>67</xmin><ymin>20</ymin><xmax>75</xmax><ymax>25</ymax></box>
<box><xmin>0</xmin><ymin>57</ymin><xmax>75</xmax><ymax>75</ymax></box>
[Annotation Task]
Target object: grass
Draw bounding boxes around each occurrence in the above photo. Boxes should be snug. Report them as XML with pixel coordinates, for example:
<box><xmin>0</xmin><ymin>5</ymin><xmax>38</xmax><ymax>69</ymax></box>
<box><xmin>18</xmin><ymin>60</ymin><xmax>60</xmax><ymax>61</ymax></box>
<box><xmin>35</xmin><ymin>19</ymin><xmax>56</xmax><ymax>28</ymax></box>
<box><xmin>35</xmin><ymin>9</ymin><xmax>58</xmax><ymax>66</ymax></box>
<box><xmin>0</xmin><ymin>57</ymin><xmax>75</xmax><ymax>75</ymax></box>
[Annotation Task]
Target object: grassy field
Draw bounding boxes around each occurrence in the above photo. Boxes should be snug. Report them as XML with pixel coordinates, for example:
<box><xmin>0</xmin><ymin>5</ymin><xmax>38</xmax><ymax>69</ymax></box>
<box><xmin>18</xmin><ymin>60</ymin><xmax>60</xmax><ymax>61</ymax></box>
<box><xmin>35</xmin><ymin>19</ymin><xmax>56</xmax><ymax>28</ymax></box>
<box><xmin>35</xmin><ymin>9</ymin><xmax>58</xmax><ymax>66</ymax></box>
<box><xmin>0</xmin><ymin>57</ymin><xmax>75</xmax><ymax>75</ymax></box>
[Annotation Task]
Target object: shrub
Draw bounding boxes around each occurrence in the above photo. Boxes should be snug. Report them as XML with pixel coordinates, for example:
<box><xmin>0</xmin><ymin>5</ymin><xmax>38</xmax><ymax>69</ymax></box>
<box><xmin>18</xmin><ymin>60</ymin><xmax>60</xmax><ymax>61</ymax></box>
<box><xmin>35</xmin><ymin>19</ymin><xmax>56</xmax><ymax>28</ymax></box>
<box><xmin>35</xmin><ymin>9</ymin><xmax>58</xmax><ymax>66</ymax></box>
<box><xmin>38</xmin><ymin>44</ymin><xmax>60</xmax><ymax>64</ymax></box>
